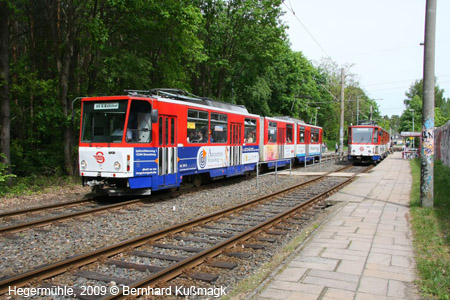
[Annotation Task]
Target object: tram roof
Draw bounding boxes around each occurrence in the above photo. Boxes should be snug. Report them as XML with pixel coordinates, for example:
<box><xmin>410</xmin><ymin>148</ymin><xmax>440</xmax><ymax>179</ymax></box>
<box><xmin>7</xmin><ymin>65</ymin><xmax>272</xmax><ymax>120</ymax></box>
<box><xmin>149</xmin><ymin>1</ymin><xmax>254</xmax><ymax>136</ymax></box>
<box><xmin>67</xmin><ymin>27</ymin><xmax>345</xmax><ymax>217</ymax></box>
<box><xmin>147</xmin><ymin>88</ymin><xmax>249</xmax><ymax>114</ymax></box>
<box><xmin>273</xmin><ymin>116</ymin><xmax>306</xmax><ymax>124</ymax></box>
<box><xmin>83</xmin><ymin>89</ymin><xmax>250</xmax><ymax>114</ymax></box>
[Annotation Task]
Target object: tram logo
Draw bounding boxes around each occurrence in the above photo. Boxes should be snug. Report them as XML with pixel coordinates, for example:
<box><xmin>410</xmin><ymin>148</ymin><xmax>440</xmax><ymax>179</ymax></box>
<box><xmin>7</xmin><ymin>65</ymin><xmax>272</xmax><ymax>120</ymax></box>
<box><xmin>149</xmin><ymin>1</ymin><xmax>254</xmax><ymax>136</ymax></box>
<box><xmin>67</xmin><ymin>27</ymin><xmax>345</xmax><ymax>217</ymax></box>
<box><xmin>94</xmin><ymin>151</ymin><xmax>105</xmax><ymax>164</ymax></box>
<box><xmin>198</xmin><ymin>149</ymin><xmax>207</xmax><ymax>169</ymax></box>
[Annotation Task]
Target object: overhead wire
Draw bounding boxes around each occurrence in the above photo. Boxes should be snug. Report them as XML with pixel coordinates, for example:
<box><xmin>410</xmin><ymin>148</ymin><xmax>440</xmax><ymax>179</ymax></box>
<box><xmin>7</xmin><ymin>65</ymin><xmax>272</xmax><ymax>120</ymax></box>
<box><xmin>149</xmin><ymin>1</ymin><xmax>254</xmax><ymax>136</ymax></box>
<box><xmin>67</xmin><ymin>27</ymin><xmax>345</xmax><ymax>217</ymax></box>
<box><xmin>364</xmin><ymin>74</ymin><xmax>450</xmax><ymax>87</ymax></box>
<box><xmin>366</xmin><ymin>79</ymin><xmax>450</xmax><ymax>92</ymax></box>
<box><xmin>283</xmin><ymin>1</ymin><xmax>340</xmax><ymax>105</ymax></box>
<box><xmin>281</xmin><ymin>1</ymin><xmax>449</xmax><ymax>116</ymax></box>
<box><xmin>282</xmin><ymin>1</ymin><xmax>330</xmax><ymax>59</ymax></box>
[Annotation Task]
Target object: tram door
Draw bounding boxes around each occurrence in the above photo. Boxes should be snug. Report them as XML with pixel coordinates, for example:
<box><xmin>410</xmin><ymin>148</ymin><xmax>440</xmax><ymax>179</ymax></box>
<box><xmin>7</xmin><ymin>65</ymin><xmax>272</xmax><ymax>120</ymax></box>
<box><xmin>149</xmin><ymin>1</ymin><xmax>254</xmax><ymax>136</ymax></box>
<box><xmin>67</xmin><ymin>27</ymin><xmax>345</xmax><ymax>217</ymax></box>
<box><xmin>305</xmin><ymin>127</ymin><xmax>311</xmax><ymax>160</ymax></box>
<box><xmin>158</xmin><ymin>115</ymin><xmax>178</xmax><ymax>186</ymax></box>
<box><xmin>229</xmin><ymin>123</ymin><xmax>243</xmax><ymax>172</ymax></box>
<box><xmin>278</xmin><ymin>127</ymin><xmax>286</xmax><ymax>160</ymax></box>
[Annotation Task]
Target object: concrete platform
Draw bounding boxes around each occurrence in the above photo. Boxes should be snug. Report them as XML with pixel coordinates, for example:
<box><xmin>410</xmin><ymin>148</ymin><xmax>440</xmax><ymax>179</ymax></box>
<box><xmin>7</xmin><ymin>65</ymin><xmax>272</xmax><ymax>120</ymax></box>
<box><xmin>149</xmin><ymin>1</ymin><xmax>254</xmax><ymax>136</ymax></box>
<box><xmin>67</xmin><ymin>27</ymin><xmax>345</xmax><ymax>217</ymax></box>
<box><xmin>282</xmin><ymin>171</ymin><xmax>327</xmax><ymax>176</ymax></box>
<box><xmin>280</xmin><ymin>171</ymin><xmax>368</xmax><ymax>178</ymax></box>
<box><xmin>252</xmin><ymin>152</ymin><xmax>420</xmax><ymax>300</ymax></box>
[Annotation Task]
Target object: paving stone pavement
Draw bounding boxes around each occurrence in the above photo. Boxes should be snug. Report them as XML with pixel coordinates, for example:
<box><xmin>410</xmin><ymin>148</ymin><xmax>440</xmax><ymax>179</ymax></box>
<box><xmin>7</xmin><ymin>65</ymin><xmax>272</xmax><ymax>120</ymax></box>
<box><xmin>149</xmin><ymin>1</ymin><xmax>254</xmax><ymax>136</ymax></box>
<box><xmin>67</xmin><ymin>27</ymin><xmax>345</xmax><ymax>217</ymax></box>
<box><xmin>254</xmin><ymin>152</ymin><xmax>421</xmax><ymax>300</ymax></box>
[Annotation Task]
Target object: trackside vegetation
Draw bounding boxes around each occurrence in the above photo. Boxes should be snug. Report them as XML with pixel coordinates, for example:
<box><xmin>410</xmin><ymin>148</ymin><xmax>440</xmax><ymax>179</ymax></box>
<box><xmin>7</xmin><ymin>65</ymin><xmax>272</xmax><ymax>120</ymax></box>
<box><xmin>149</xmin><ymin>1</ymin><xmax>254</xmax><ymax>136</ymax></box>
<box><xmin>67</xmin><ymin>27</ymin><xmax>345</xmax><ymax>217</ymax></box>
<box><xmin>410</xmin><ymin>159</ymin><xmax>450</xmax><ymax>299</ymax></box>
<box><xmin>1</xmin><ymin>0</ymin><xmax>388</xmax><ymax>180</ymax></box>
<box><xmin>0</xmin><ymin>174</ymin><xmax>79</xmax><ymax>197</ymax></box>
<box><xmin>0</xmin><ymin>1</ymin><xmax>448</xmax><ymax>201</ymax></box>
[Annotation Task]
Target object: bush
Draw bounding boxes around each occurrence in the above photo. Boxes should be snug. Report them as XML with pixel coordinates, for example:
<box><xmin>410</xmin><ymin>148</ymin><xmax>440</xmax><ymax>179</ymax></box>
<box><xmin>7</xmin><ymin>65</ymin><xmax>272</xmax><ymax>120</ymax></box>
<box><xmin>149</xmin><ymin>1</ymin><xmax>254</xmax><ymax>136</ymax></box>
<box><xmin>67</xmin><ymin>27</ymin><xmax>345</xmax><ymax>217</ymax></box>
<box><xmin>0</xmin><ymin>153</ymin><xmax>16</xmax><ymax>183</ymax></box>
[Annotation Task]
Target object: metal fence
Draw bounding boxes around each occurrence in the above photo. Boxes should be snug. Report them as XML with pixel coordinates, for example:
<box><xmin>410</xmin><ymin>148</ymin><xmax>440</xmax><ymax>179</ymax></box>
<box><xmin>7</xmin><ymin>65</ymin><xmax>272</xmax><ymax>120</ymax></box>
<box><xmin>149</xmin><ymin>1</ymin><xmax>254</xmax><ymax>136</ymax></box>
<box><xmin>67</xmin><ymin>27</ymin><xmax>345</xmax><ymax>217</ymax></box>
<box><xmin>255</xmin><ymin>158</ymin><xmax>292</xmax><ymax>188</ymax></box>
<box><xmin>255</xmin><ymin>152</ymin><xmax>340</xmax><ymax>188</ymax></box>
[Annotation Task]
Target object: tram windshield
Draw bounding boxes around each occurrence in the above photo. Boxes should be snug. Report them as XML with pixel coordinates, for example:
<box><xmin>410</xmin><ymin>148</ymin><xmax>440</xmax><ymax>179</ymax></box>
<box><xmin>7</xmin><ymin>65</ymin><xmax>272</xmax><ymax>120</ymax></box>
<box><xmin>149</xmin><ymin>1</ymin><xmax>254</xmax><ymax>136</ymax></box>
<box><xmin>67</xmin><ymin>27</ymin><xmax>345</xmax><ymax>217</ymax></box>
<box><xmin>81</xmin><ymin>100</ymin><xmax>128</xmax><ymax>143</ymax></box>
<box><xmin>351</xmin><ymin>127</ymin><xmax>373</xmax><ymax>143</ymax></box>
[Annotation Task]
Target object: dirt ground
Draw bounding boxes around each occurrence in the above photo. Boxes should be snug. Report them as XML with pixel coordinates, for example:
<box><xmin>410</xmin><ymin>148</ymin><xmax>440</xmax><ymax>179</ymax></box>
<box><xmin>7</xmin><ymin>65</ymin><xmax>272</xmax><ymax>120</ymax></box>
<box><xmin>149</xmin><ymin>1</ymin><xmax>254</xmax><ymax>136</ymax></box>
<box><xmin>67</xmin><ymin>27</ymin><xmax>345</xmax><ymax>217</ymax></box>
<box><xmin>0</xmin><ymin>183</ymin><xmax>92</xmax><ymax>212</ymax></box>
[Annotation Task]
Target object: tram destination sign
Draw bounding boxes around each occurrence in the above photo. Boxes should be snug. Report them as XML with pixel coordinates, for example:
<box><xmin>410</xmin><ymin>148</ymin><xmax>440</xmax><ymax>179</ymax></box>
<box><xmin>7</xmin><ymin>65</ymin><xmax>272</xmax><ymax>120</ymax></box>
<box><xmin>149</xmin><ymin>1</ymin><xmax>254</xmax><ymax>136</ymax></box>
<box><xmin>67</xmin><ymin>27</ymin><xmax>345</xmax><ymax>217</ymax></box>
<box><xmin>94</xmin><ymin>103</ymin><xmax>119</xmax><ymax>110</ymax></box>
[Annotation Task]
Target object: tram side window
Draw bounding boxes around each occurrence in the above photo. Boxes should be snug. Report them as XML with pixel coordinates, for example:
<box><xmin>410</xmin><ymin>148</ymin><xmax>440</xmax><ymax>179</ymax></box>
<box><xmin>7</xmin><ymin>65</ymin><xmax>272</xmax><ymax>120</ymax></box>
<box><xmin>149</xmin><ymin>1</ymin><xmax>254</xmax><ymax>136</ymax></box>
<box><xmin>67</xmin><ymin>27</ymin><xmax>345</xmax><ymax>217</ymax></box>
<box><xmin>159</xmin><ymin>117</ymin><xmax>163</xmax><ymax>145</ymax></box>
<box><xmin>210</xmin><ymin>113</ymin><xmax>228</xmax><ymax>143</ymax></box>
<box><xmin>286</xmin><ymin>124</ymin><xmax>293</xmax><ymax>143</ymax></box>
<box><xmin>268</xmin><ymin>121</ymin><xmax>277</xmax><ymax>143</ymax></box>
<box><xmin>374</xmin><ymin>128</ymin><xmax>379</xmax><ymax>144</ymax></box>
<box><xmin>311</xmin><ymin>128</ymin><xmax>319</xmax><ymax>143</ymax></box>
<box><xmin>298</xmin><ymin>126</ymin><xmax>305</xmax><ymax>143</ymax></box>
<box><xmin>171</xmin><ymin>118</ymin><xmax>175</xmax><ymax>144</ymax></box>
<box><xmin>126</xmin><ymin>100</ymin><xmax>152</xmax><ymax>143</ymax></box>
<box><xmin>187</xmin><ymin>109</ymin><xmax>209</xmax><ymax>143</ymax></box>
<box><xmin>244</xmin><ymin>118</ymin><xmax>257</xmax><ymax>143</ymax></box>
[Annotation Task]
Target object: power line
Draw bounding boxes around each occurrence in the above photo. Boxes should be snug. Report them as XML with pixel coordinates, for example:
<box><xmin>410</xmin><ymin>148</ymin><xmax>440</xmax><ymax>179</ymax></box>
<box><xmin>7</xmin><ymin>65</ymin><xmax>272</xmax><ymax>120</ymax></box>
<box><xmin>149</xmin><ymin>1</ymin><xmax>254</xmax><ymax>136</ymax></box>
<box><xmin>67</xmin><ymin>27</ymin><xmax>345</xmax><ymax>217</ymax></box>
<box><xmin>318</xmin><ymin>84</ymin><xmax>340</xmax><ymax>102</ymax></box>
<box><xmin>367</xmin><ymin>86</ymin><xmax>413</xmax><ymax>92</ymax></box>
<box><xmin>365</xmin><ymin>79</ymin><xmax>450</xmax><ymax>92</ymax></box>
<box><xmin>364</xmin><ymin>74</ymin><xmax>450</xmax><ymax>87</ymax></box>
<box><xmin>282</xmin><ymin>1</ymin><xmax>330</xmax><ymax>58</ymax></box>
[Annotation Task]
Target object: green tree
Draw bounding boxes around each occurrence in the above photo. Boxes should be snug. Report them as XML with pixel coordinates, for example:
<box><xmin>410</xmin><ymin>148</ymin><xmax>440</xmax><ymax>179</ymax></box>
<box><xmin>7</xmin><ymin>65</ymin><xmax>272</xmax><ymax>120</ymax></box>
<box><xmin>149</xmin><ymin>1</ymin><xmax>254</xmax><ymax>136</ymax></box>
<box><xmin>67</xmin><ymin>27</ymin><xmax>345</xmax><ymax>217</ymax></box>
<box><xmin>7</xmin><ymin>0</ymin><xmax>205</xmax><ymax>176</ymax></box>
<box><xmin>5</xmin><ymin>0</ymin><xmax>396</xmax><ymax>180</ymax></box>
<box><xmin>0</xmin><ymin>0</ymin><xmax>10</xmax><ymax>172</ymax></box>
<box><xmin>192</xmin><ymin>0</ymin><xmax>288</xmax><ymax>115</ymax></box>
<box><xmin>400</xmin><ymin>79</ymin><xmax>449</xmax><ymax>131</ymax></box>
<box><xmin>316</xmin><ymin>59</ymin><xmax>381</xmax><ymax>143</ymax></box>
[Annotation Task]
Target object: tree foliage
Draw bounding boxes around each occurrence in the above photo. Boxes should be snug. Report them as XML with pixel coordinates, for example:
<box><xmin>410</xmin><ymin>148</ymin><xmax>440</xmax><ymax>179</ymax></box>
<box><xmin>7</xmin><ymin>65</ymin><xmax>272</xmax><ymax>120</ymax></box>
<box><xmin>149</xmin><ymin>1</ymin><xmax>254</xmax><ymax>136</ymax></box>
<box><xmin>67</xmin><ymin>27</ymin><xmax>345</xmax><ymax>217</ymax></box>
<box><xmin>400</xmin><ymin>79</ymin><xmax>450</xmax><ymax>133</ymax></box>
<box><xmin>316</xmin><ymin>59</ymin><xmax>382</xmax><ymax>143</ymax></box>
<box><xmin>1</xmin><ymin>0</ymin><xmax>427</xmax><ymax>177</ymax></box>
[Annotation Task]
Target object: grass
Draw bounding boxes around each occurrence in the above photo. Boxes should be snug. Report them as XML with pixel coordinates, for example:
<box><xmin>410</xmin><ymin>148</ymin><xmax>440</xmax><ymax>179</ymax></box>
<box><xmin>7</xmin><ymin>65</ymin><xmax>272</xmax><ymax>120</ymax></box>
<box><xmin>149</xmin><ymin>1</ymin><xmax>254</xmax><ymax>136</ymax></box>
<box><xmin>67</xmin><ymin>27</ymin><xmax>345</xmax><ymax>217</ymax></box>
<box><xmin>0</xmin><ymin>174</ymin><xmax>80</xmax><ymax>197</ymax></box>
<box><xmin>410</xmin><ymin>159</ymin><xmax>450</xmax><ymax>299</ymax></box>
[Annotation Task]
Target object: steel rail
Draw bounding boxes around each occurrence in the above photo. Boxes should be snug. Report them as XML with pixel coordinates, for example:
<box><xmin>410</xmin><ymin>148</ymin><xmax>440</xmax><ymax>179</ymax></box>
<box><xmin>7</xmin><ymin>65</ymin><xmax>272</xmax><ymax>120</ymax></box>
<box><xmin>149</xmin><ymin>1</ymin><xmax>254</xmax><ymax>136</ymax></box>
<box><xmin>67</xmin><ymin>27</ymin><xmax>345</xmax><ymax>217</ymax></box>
<box><xmin>0</xmin><ymin>179</ymin><xmax>229</xmax><ymax>234</ymax></box>
<box><xmin>107</xmin><ymin>165</ymin><xmax>373</xmax><ymax>299</ymax></box>
<box><xmin>0</xmin><ymin>199</ymin><xmax>142</xmax><ymax>234</ymax></box>
<box><xmin>0</xmin><ymin>198</ymin><xmax>95</xmax><ymax>218</ymax></box>
<box><xmin>0</xmin><ymin>156</ymin><xmax>340</xmax><ymax>224</ymax></box>
<box><xmin>0</xmin><ymin>164</ymin><xmax>357</xmax><ymax>294</ymax></box>
<box><xmin>105</xmin><ymin>173</ymin><xmax>358</xmax><ymax>299</ymax></box>
<box><xmin>0</xmin><ymin>164</ymin><xmax>353</xmax><ymax>235</ymax></box>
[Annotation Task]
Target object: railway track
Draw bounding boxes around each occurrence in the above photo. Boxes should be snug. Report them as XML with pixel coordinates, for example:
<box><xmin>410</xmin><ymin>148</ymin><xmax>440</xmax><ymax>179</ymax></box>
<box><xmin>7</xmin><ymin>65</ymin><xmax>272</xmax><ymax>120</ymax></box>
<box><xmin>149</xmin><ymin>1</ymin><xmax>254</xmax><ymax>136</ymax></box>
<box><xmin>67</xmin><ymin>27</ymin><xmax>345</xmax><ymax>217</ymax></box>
<box><xmin>0</xmin><ymin>198</ymin><xmax>97</xmax><ymax>218</ymax></box>
<box><xmin>0</xmin><ymin>199</ymin><xmax>142</xmax><ymax>234</ymax></box>
<box><xmin>0</xmin><ymin>173</ymin><xmax>254</xmax><ymax>235</ymax></box>
<box><xmin>0</xmin><ymin>156</ymin><xmax>339</xmax><ymax>235</ymax></box>
<box><xmin>0</xmin><ymin>164</ymin><xmax>371</xmax><ymax>298</ymax></box>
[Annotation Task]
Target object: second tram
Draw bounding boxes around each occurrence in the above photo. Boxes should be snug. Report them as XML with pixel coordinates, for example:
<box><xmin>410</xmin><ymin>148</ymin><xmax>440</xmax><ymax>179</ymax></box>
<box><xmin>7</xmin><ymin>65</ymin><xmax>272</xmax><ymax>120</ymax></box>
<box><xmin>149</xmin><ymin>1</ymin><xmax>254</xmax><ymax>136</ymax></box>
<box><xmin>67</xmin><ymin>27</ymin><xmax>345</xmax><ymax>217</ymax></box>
<box><xmin>347</xmin><ymin>121</ymin><xmax>390</xmax><ymax>163</ymax></box>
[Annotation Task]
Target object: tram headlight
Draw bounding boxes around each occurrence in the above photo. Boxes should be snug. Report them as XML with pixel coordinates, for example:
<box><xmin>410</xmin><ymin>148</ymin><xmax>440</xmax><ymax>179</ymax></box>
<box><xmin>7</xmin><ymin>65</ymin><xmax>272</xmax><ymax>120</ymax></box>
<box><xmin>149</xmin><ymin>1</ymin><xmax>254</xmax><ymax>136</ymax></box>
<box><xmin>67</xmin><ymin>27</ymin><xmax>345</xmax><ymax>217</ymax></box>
<box><xmin>114</xmin><ymin>161</ymin><xmax>121</xmax><ymax>170</ymax></box>
<box><xmin>81</xmin><ymin>160</ymin><xmax>87</xmax><ymax>169</ymax></box>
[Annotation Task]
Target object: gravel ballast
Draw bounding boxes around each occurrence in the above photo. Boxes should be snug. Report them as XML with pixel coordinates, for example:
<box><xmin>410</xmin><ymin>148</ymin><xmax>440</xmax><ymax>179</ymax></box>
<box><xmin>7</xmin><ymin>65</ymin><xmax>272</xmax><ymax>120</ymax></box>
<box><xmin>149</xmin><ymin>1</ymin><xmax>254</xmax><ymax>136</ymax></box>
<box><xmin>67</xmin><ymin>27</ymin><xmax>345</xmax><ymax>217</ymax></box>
<box><xmin>0</xmin><ymin>160</ymin><xmax>345</xmax><ymax>296</ymax></box>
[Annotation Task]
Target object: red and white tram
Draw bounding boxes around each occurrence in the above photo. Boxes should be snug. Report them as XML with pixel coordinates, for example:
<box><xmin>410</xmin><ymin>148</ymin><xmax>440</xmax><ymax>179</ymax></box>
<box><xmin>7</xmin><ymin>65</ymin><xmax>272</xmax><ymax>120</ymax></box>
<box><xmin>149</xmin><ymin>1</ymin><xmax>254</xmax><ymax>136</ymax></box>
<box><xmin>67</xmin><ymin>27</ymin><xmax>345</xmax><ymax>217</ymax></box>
<box><xmin>78</xmin><ymin>89</ymin><xmax>322</xmax><ymax>195</ymax></box>
<box><xmin>347</xmin><ymin>120</ymin><xmax>390</xmax><ymax>163</ymax></box>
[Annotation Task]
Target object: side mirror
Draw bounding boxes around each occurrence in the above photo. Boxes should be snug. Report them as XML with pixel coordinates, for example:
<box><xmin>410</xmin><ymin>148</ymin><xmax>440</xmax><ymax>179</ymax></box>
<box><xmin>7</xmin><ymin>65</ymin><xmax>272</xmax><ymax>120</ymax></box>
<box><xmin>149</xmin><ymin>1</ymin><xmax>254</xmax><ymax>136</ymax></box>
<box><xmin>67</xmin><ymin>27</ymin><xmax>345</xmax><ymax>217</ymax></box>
<box><xmin>151</xmin><ymin>109</ymin><xmax>158</xmax><ymax>123</ymax></box>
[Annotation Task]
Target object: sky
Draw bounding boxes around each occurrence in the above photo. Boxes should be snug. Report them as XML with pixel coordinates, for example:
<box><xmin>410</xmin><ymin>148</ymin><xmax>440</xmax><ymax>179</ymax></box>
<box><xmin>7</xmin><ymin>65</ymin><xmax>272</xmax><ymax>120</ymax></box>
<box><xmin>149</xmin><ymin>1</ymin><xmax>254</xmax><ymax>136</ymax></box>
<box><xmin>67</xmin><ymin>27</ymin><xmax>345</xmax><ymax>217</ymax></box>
<box><xmin>281</xmin><ymin>0</ymin><xmax>450</xmax><ymax>117</ymax></box>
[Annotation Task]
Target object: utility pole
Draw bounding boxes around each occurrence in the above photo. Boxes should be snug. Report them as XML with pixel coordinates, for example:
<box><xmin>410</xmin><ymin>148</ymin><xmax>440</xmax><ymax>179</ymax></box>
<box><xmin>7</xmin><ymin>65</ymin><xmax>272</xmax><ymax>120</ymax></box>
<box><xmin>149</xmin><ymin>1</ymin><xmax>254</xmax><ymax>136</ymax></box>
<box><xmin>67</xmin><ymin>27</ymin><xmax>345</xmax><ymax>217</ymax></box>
<box><xmin>356</xmin><ymin>96</ymin><xmax>359</xmax><ymax>124</ymax></box>
<box><xmin>339</xmin><ymin>68</ymin><xmax>345</xmax><ymax>160</ymax></box>
<box><xmin>421</xmin><ymin>0</ymin><xmax>436</xmax><ymax>207</ymax></box>
<box><xmin>315</xmin><ymin>107</ymin><xmax>320</xmax><ymax>126</ymax></box>
<box><xmin>409</xmin><ymin>109</ymin><xmax>415</xmax><ymax>148</ymax></box>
